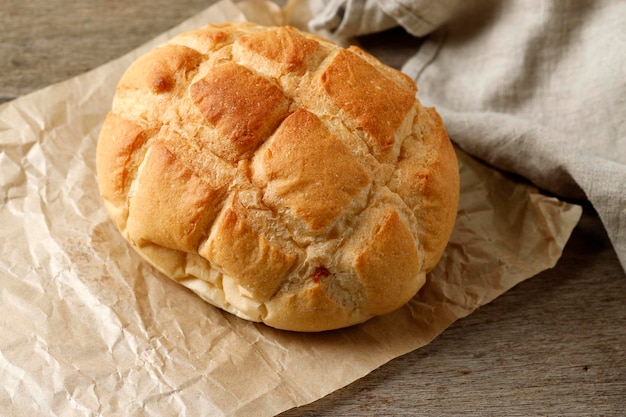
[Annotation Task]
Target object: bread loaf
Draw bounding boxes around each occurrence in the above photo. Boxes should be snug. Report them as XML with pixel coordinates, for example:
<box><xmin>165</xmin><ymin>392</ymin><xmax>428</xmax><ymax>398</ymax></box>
<box><xmin>96</xmin><ymin>22</ymin><xmax>459</xmax><ymax>331</ymax></box>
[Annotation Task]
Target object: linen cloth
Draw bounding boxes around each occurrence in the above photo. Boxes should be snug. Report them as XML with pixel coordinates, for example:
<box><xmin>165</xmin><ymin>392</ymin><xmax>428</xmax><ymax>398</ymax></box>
<box><xmin>309</xmin><ymin>0</ymin><xmax>626</xmax><ymax>271</ymax></box>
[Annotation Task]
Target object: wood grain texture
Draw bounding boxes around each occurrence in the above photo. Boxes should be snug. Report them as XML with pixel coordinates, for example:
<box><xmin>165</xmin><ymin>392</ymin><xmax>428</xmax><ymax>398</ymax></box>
<box><xmin>0</xmin><ymin>0</ymin><xmax>210</xmax><ymax>101</ymax></box>
<box><xmin>2</xmin><ymin>1</ymin><xmax>624</xmax><ymax>415</ymax></box>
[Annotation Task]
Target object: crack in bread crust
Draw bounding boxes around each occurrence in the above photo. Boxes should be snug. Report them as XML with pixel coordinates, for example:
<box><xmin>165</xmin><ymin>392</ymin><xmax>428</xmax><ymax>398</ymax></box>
<box><xmin>96</xmin><ymin>22</ymin><xmax>459</xmax><ymax>332</ymax></box>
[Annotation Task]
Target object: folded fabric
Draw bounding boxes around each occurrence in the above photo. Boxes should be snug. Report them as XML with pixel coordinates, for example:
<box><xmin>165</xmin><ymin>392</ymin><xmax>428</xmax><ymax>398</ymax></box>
<box><xmin>310</xmin><ymin>0</ymin><xmax>626</xmax><ymax>270</ymax></box>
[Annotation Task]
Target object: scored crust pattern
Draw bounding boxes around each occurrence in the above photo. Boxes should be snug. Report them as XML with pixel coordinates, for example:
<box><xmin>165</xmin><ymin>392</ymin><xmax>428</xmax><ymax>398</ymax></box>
<box><xmin>96</xmin><ymin>22</ymin><xmax>459</xmax><ymax>331</ymax></box>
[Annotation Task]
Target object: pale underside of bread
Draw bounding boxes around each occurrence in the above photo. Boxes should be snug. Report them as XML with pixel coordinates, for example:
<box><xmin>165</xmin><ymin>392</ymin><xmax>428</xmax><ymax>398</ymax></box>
<box><xmin>96</xmin><ymin>22</ymin><xmax>459</xmax><ymax>332</ymax></box>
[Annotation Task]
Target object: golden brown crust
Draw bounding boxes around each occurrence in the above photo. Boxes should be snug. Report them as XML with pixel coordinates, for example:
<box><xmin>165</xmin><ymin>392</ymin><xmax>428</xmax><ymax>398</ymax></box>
<box><xmin>235</xmin><ymin>26</ymin><xmax>321</xmax><ymax>73</ymax></box>
<box><xmin>388</xmin><ymin>106</ymin><xmax>460</xmax><ymax>271</ymax></box>
<box><xmin>351</xmin><ymin>206</ymin><xmax>423</xmax><ymax>315</ymax></box>
<box><xmin>320</xmin><ymin>48</ymin><xmax>416</xmax><ymax>161</ymax></box>
<box><xmin>190</xmin><ymin>62</ymin><xmax>290</xmax><ymax>162</ymax></box>
<box><xmin>96</xmin><ymin>112</ymin><xmax>154</xmax><ymax>230</ymax></box>
<box><xmin>263</xmin><ymin>282</ymin><xmax>369</xmax><ymax>332</ymax></box>
<box><xmin>96</xmin><ymin>22</ymin><xmax>459</xmax><ymax>332</ymax></box>
<box><xmin>200</xmin><ymin>195</ymin><xmax>297</xmax><ymax>301</ymax></box>
<box><xmin>96</xmin><ymin>113</ymin><xmax>145</xmax><ymax>207</ymax></box>
<box><xmin>253</xmin><ymin>109</ymin><xmax>370</xmax><ymax>232</ymax></box>
<box><xmin>118</xmin><ymin>44</ymin><xmax>204</xmax><ymax>94</ymax></box>
<box><xmin>127</xmin><ymin>141</ymin><xmax>227</xmax><ymax>253</ymax></box>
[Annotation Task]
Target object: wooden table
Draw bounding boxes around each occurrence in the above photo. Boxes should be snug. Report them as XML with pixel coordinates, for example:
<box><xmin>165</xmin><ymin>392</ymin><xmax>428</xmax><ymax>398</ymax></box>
<box><xmin>2</xmin><ymin>1</ymin><xmax>624</xmax><ymax>415</ymax></box>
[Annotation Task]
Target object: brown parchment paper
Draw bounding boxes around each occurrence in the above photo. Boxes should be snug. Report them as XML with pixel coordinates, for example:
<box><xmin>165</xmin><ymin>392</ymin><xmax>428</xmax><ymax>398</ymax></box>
<box><xmin>0</xmin><ymin>1</ymin><xmax>583</xmax><ymax>416</ymax></box>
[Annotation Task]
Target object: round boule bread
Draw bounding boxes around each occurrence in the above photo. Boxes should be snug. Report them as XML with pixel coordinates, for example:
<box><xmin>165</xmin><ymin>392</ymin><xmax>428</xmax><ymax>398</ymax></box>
<box><xmin>96</xmin><ymin>22</ymin><xmax>459</xmax><ymax>332</ymax></box>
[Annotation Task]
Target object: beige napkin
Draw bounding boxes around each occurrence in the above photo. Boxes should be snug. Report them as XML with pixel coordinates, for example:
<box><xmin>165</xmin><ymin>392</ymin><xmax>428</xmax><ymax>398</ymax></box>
<box><xmin>0</xmin><ymin>1</ymin><xmax>581</xmax><ymax>416</ymax></box>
